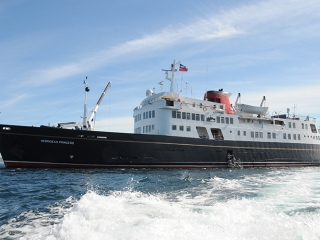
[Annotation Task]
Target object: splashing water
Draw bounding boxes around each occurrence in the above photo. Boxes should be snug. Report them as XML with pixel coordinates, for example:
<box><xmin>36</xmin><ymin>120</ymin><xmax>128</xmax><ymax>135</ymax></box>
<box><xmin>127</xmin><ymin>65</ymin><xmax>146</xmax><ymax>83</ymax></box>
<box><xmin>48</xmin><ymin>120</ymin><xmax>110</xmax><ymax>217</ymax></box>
<box><xmin>1</xmin><ymin>167</ymin><xmax>320</xmax><ymax>240</ymax></box>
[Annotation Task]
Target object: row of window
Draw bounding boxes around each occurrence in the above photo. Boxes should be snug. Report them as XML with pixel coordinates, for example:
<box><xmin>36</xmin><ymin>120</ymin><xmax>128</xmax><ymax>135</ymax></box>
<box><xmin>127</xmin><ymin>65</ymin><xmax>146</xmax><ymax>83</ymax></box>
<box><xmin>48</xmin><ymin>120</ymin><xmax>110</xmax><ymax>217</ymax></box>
<box><xmin>134</xmin><ymin>110</ymin><xmax>156</xmax><ymax>122</ymax></box>
<box><xmin>172</xmin><ymin>111</ymin><xmax>235</xmax><ymax>124</ymax></box>
<box><xmin>172</xmin><ymin>125</ymin><xmax>191</xmax><ymax>131</ymax></box>
<box><xmin>172</xmin><ymin>111</ymin><xmax>205</xmax><ymax>121</ymax></box>
<box><xmin>134</xmin><ymin>124</ymin><xmax>156</xmax><ymax>134</ymax></box>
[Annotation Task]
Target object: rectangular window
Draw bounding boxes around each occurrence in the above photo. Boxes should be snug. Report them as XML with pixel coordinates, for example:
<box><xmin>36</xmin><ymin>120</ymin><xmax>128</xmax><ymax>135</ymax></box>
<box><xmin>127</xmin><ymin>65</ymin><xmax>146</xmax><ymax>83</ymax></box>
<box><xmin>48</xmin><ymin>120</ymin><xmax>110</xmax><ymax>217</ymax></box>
<box><xmin>179</xmin><ymin>125</ymin><xmax>184</xmax><ymax>131</ymax></box>
<box><xmin>182</xmin><ymin>112</ymin><xmax>186</xmax><ymax>119</ymax></box>
<box><xmin>283</xmin><ymin>133</ymin><xmax>286</xmax><ymax>139</ymax></box>
<box><xmin>259</xmin><ymin>132</ymin><xmax>263</xmax><ymax>138</ymax></box>
<box><xmin>288</xmin><ymin>134</ymin><xmax>291</xmax><ymax>140</ymax></box>
<box><xmin>146</xmin><ymin>112</ymin><xmax>148</xmax><ymax>119</ymax></box>
<box><xmin>220</xmin><ymin>105</ymin><xmax>223</xmax><ymax>110</ymax></box>
<box><xmin>298</xmin><ymin>134</ymin><xmax>301</xmax><ymax>140</ymax></box>
<box><xmin>217</xmin><ymin>116</ymin><xmax>220</xmax><ymax>123</ymax></box>
<box><xmin>293</xmin><ymin>122</ymin><xmax>296</xmax><ymax>128</ymax></box>
<box><xmin>302</xmin><ymin>123</ymin><xmax>304</xmax><ymax>129</ymax></box>
<box><xmin>149</xmin><ymin>111</ymin><xmax>151</xmax><ymax>118</ymax></box>
<box><xmin>152</xmin><ymin>110</ymin><xmax>155</xmax><ymax>118</ymax></box>
<box><xmin>186</xmin><ymin>126</ymin><xmax>191</xmax><ymax>131</ymax></box>
<box><xmin>221</xmin><ymin>117</ymin><xmax>225</xmax><ymax>124</ymax></box>
<box><xmin>186</xmin><ymin>112</ymin><xmax>190</xmax><ymax>120</ymax></box>
<box><xmin>226</xmin><ymin>117</ymin><xmax>229</xmax><ymax>124</ymax></box>
<box><xmin>293</xmin><ymin>134</ymin><xmax>296</xmax><ymax>140</ymax></box>
<box><xmin>288</xmin><ymin>122</ymin><xmax>292</xmax><ymax>128</ymax></box>
<box><xmin>172</xmin><ymin>111</ymin><xmax>176</xmax><ymax>118</ymax></box>
<box><xmin>267</xmin><ymin>132</ymin><xmax>271</xmax><ymax>139</ymax></box>
<box><xmin>243</xmin><ymin>131</ymin><xmax>246</xmax><ymax>136</ymax></box>
<box><xmin>143</xmin><ymin>126</ymin><xmax>145</xmax><ymax>133</ymax></box>
<box><xmin>230</xmin><ymin>118</ymin><xmax>234</xmax><ymax>124</ymax></box>
<box><xmin>192</xmin><ymin>113</ymin><xmax>196</xmax><ymax>120</ymax></box>
<box><xmin>272</xmin><ymin>132</ymin><xmax>276</xmax><ymax>139</ymax></box>
<box><xmin>306</xmin><ymin>124</ymin><xmax>308</xmax><ymax>130</ymax></box>
<box><xmin>172</xmin><ymin>125</ymin><xmax>177</xmax><ymax>130</ymax></box>
<box><xmin>196</xmin><ymin>114</ymin><xmax>200</xmax><ymax>121</ymax></box>
<box><xmin>237</xmin><ymin>130</ymin><xmax>240</xmax><ymax>136</ymax></box>
<box><xmin>143</xmin><ymin>112</ymin><xmax>146</xmax><ymax>119</ymax></box>
<box><xmin>201</xmin><ymin>114</ymin><xmax>205</xmax><ymax>121</ymax></box>
<box><xmin>177</xmin><ymin>111</ymin><xmax>181</xmax><ymax>119</ymax></box>
<box><xmin>255</xmin><ymin>132</ymin><xmax>259</xmax><ymax>138</ymax></box>
<box><xmin>166</xmin><ymin>100</ymin><xmax>174</xmax><ymax>106</ymax></box>
<box><xmin>251</xmin><ymin>131</ymin><xmax>254</xmax><ymax>138</ymax></box>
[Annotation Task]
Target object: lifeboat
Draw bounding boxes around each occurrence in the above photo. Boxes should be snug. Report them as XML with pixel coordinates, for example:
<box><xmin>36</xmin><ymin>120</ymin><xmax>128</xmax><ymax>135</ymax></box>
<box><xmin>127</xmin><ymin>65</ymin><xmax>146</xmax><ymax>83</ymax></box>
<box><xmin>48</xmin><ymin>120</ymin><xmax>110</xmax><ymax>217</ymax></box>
<box><xmin>237</xmin><ymin>103</ymin><xmax>268</xmax><ymax>115</ymax></box>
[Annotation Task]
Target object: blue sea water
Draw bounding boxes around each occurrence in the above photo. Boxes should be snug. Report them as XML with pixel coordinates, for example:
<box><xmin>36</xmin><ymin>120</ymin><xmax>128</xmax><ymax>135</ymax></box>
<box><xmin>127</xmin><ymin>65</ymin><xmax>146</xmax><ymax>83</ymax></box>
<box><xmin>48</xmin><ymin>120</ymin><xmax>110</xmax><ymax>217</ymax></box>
<box><xmin>0</xmin><ymin>161</ymin><xmax>320</xmax><ymax>240</ymax></box>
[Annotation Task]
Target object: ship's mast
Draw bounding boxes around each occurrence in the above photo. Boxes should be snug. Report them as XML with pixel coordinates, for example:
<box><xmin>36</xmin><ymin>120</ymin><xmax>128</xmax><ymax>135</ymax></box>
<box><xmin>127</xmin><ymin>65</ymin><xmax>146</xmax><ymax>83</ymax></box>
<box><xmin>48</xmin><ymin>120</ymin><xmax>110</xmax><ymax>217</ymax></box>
<box><xmin>164</xmin><ymin>60</ymin><xmax>177</xmax><ymax>93</ymax></box>
<box><xmin>83</xmin><ymin>76</ymin><xmax>90</xmax><ymax>130</ymax></box>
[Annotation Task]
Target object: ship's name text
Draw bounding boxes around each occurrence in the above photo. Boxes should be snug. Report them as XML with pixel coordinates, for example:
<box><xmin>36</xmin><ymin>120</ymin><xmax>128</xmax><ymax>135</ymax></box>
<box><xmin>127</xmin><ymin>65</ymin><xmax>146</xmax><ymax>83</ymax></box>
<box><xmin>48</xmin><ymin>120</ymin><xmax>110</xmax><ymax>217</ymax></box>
<box><xmin>41</xmin><ymin>139</ymin><xmax>74</xmax><ymax>145</ymax></box>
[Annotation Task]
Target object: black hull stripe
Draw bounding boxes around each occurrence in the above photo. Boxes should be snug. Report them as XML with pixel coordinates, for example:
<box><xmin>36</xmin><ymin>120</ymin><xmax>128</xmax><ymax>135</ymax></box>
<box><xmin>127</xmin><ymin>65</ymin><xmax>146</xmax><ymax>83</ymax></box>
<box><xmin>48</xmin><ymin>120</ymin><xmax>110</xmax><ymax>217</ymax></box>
<box><xmin>4</xmin><ymin>160</ymin><xmax>320</xmax><ymax>169</ymax></box>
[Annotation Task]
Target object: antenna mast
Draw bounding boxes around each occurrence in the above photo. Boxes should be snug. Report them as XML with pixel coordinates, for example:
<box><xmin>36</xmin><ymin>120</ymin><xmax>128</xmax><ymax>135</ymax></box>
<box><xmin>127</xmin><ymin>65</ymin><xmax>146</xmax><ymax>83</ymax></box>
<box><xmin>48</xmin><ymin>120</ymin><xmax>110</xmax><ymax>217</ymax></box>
<box><xmin>83</xmin><ymin>76</ymin><xmax>90</xmax><ymax>129</ymax></box>
<box><xmin>163</xmin><ymin>60</ymin><xmax>176</xmax><ymax>93</ymax></box>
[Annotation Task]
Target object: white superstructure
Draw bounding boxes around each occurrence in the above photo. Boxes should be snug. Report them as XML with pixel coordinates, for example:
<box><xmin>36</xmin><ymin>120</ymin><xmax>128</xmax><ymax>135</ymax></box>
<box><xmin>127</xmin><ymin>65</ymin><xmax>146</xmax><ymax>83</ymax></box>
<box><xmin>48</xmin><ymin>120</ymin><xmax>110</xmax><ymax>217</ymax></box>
<box><xmin>133</xmin><ymin>61</ymin><xmax>320</xmax><ymax>145</ymax></box>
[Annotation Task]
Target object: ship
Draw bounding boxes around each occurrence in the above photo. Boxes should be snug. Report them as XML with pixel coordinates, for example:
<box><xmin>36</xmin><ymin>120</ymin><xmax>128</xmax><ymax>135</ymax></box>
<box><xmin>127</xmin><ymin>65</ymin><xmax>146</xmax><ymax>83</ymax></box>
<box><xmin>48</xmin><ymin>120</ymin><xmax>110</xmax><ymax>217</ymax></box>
<box><xmin>1</xmin><ymin>61</ymin><xmax>320</xmax><ymax>168</ymax></box>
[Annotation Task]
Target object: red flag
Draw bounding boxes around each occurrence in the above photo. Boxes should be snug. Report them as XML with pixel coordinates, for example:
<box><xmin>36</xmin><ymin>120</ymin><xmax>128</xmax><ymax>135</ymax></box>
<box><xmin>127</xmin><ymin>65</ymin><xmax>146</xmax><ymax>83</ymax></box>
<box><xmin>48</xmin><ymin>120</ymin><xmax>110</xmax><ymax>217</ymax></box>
<box><xmin>179</xmin><ymin>64</ymin><xmax>188</xmax><ymax>72</ymax></box>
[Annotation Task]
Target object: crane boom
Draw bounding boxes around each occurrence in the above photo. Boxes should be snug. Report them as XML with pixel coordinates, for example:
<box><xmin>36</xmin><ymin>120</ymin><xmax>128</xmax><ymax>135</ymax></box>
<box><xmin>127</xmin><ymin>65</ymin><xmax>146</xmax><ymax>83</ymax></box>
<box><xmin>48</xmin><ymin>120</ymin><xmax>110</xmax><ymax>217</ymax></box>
<box><xmin>87</xmin><ymin>81</ymin><xmax>112</xmax><ymax>130</ymax></box>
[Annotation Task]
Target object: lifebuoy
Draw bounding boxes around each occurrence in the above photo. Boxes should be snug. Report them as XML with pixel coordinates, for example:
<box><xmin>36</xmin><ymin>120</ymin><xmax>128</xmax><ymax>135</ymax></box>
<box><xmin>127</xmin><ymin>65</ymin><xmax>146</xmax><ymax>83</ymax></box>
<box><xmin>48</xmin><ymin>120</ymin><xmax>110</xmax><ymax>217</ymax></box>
<box><xmin>203</xmin><ymin>106</ymin><xmax>207</xmax><ymax>111</ymax></box>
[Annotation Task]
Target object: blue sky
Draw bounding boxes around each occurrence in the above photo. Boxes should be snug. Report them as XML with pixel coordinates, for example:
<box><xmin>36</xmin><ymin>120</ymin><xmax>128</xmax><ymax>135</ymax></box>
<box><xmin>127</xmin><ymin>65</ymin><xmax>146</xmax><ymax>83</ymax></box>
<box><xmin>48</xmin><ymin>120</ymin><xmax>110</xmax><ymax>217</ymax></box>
<box><xmin>1</xmin><ymin>0</ymin><xmax>320</xmax><ymax>133</ymax></box>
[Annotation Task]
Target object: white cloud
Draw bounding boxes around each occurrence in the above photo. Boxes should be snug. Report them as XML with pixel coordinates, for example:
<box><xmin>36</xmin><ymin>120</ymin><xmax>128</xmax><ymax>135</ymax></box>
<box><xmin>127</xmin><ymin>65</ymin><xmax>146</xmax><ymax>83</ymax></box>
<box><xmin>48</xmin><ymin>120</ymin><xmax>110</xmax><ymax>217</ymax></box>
<box><xmin>16</xmin><ymin>0</ymin><xmax>320</xmax><ymax>91</ymax></box>
<box><xmin>0</xmin><ymin>94</ymin><xmax>27</xmax><ymax>109</ymax></box>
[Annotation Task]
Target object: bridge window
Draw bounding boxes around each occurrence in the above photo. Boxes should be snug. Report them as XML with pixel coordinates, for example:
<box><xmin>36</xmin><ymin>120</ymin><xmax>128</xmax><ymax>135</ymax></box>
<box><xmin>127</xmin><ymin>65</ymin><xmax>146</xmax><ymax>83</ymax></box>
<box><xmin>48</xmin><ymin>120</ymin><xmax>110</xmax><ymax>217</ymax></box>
<box><xmin>166</xmin><ymin>100</ymin><xmax>174</xmax><ymax>106</ymax></box>
<box><xmin>172</xmin><ymin>111</ymin><xmax>176</xmax><ymax>118</ymax></box>
<box><xmin>172</xmin><ymin>125</ymin><xmax>177</xmax><ymax>130</ymax></box>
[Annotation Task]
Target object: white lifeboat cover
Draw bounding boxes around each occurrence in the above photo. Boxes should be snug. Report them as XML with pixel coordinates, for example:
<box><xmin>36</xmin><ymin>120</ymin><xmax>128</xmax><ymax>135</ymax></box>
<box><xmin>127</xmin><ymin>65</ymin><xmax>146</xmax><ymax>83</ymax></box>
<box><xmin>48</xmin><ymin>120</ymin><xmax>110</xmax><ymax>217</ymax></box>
<box><xmin>238</xmin><ymin>104</ymin><xmax>268</xmax><ymax>115</ymax></box>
